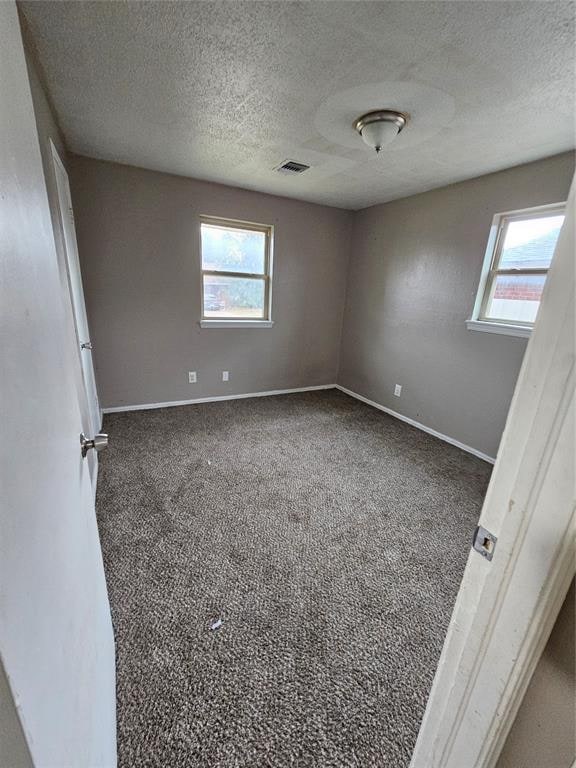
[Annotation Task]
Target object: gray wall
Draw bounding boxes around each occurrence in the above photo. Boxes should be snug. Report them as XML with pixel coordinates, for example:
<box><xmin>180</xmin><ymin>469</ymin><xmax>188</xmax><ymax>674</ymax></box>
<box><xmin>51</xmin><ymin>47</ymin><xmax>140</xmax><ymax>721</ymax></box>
<box><xmin>338</xmin><ymin>153</ymin><xmax>575</xmax><ymax>459</ymax></box>
<box><xmin>497</xmin><ymin>580</ymin><xmax>575</xmax><ymax>768</ymax></box>
<box><xmin>69</xmin><ymin>155</ymin><xmax>352</xmax><ymax>409</ymax></box>
<box><xmin>70</xmin><ymin>152</ymin><xmax>574</xmax><ymax>456</ymax></box>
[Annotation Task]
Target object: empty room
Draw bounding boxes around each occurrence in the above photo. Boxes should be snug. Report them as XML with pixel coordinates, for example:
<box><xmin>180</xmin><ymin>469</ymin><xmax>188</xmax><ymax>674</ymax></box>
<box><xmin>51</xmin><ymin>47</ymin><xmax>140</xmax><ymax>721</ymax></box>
<box><xmin>1</xmin><ymin>2</ymin><xmax>575</xmax><ymax>767</ymax></box>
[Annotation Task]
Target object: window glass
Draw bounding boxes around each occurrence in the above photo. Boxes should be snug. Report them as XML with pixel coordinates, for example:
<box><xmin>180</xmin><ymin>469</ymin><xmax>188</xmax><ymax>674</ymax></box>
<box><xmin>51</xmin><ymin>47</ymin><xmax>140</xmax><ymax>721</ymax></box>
<box><xmin>485</xmin><ymin>274</ymin><xmax>546</xmax><ymax>324</ymax></box>
<box><xmin>201</xmin><ymin>224</ymin><xmax>266</xmax><ymax>274</ymax></box>
<box><xmin>203</xmin><ymin>275</ymin><xmax>265</xmax><ymax>318</ymax></box>
<box><xmin>474</xmin><ymin>204</ymin><xmax>565</xmax><ymax>330</ymax></box>
<box><xmin>200</xmin><ymin>218</ymin><xmax>272</xmax><ymax>321</ymax></box>
<box><xmin>499</xmin><ymin>215</ymin><xmax>564</xmax><ymax>270</ymax></box>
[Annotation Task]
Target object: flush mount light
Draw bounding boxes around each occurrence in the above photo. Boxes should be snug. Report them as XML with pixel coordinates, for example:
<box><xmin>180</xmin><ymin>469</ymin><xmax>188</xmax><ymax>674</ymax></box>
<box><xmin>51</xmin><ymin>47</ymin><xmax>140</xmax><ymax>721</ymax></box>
<box><xmin>353</xmin><ymin>109</ymin><xmax>408</xmax><ymax>153</ymax></box>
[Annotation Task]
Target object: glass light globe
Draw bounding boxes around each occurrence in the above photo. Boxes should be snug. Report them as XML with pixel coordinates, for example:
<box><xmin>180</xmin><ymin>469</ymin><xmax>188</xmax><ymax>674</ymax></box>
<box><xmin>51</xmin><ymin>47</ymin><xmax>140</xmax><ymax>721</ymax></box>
<box><xmin>360</xmin><ymin>120</ymin><xmax>401</xmax><ymax>153</ymax></box>
<box><xmin>354</xmin><ymin>110</ymin><xmax>407</xmax><ymax>154</ymax></box>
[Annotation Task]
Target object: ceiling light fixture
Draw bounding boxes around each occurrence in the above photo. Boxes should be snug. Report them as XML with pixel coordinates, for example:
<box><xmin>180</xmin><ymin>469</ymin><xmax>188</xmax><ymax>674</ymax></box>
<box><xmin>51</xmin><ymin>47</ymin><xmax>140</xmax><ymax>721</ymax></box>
<box><xmin>353</xmin><ymin>110</ymin><xmax>408</xmax><ymax>153</ymax></box>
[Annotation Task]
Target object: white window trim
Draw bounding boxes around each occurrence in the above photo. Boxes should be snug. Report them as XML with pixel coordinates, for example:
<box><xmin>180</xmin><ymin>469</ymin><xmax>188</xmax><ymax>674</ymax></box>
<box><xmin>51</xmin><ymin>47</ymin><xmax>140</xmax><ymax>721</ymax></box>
<box><xmin>199</xmin><ymin>215</ymin><xmax>274</xmax><ymax>326</ymax></box>
<box><xmin>465</xmin><ymin>319</ymin><xmax>532</xmax><ymax>338</ymax></box>
<box><xmin>467</xmin><ymin>201</ymin><xmax>566</xmax><ymax>338</ymax></box>
<box><xmin>198</xmin><ymin>319</ymin><xmax>274</xmax><ymax>329</ymax></box>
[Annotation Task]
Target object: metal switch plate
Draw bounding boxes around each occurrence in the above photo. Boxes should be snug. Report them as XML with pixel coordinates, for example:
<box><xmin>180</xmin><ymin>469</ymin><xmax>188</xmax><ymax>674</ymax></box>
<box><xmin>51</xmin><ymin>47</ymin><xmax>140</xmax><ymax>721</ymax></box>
<box><xmin>473</xmin><ymin>525</ymin><xmax>497</xmax><ymax>561</ymax></box>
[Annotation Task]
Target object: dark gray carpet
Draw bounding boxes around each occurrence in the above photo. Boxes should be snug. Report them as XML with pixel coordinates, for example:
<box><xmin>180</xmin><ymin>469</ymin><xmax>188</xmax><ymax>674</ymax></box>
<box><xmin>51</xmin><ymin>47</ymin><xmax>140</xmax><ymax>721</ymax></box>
<box><xmin>97</xmin><ymin>389</ymin><xmax>491</xmax><ymax>768</ymax></box>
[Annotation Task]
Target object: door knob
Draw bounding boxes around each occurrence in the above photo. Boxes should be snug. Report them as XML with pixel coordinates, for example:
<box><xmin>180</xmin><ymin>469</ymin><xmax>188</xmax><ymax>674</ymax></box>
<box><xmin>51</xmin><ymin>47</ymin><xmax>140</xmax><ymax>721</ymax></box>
<box><xmin>81</xmin><ymin>341</ymin><xmax>93</xmax><ymax>350</ymax></box>
<box><xmin>80</xmin><ymin>432</ymin><xmax>108</xmax><ymax>458</ymax></box>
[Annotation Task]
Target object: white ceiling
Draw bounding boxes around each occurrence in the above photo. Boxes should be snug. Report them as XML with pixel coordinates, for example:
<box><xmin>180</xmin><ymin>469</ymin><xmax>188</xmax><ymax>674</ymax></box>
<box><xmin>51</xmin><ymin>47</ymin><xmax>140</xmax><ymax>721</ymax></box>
<box><xmin>20</xmin><ymin>1</ymin><xmax>575</xmax><ymax>209</ymax></box>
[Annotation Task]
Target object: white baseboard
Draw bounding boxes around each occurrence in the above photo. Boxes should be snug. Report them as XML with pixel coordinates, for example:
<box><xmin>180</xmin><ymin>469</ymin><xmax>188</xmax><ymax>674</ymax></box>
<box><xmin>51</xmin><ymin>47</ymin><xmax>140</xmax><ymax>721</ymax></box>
<box><xmin>102</xmin><ymin>382</ymin><xmax>495</xmax><ymax>464</ymax></box>
<box><xmin>101</xmin><ymin>384</ymin><xmax>336</xmax><ymax>414</ymax></box>
<box><xmin>335</xmin><ymin>384</ymin><xmax>495</xmax><ymax>464</ymax></box>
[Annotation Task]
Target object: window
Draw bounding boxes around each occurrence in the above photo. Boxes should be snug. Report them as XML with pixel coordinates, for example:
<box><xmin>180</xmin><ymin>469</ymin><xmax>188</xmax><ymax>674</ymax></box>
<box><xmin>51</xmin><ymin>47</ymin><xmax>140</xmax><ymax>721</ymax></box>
<box><xmin>200</xmin><ymin>217</ymin><xmax>273</xmax><ymax>327</ymax></box>
<box><xmin>468</xmin><ymin>203</ymin><xmax>565</xmax><ymax>337</ymax></box>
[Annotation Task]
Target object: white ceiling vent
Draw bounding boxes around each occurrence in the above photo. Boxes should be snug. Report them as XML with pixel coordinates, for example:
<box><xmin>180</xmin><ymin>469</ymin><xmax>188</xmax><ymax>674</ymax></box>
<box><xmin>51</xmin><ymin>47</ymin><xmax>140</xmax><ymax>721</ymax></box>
<box><xmin>275</xmin><ymin>160</ymin><xmax>310</xmax><ymax>175</ymax></box>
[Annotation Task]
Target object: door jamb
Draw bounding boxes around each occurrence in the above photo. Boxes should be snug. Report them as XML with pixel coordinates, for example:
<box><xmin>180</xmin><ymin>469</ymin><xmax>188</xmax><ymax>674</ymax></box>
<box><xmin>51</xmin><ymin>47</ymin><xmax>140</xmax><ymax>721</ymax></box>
<box><xmin>49</xmin><ymin>138</ymin><xmax>101</xmax><ymax>432</ymax></box>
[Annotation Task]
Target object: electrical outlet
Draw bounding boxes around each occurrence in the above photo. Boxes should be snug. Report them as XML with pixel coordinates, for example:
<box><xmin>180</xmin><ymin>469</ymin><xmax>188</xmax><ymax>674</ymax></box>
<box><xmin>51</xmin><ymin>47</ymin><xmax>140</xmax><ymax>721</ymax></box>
<box><xmin>394</xmin><ymin>384</ymin><xmax>402</xmax><ymax>397</ymax></box>
<box><xmin>188</xmin><ymin>371</ymin><xmax>197</xmax><ymax>384</ymax></box>
<box><xmin>222</xmin><ymin>371</ymin><xmax>229</xmax><ymax>382</ymax></box>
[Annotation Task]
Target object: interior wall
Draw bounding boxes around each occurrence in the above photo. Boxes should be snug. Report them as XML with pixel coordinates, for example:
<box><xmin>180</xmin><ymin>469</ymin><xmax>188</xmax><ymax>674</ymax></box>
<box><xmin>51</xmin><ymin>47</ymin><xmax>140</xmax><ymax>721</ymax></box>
<box><xmin>496</xmin><ymin>580</ymin><xmax>575</xmax><ymax>768</ymax></box>
<box><xmin>338</xmin><ymin>152</ymin><xmax>575</xmax><ymax>459</ymax></box>
<box><xmin>68</xmin><ymin>155</ymin><xmax>352</xmax><ymax>409</ymax></box>
<box><xmin>21</xmin><ymin>13</ymin><xmax>67</xmax><ymax>203</ymax></box>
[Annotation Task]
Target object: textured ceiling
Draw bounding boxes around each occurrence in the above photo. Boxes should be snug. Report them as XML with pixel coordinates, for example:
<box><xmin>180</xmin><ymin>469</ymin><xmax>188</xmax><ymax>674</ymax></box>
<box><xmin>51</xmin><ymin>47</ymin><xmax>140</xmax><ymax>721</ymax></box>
<box><xmin>20</xmin><ymin>0</ymin><xmax>575</xmax><ymax>209</ymax></box>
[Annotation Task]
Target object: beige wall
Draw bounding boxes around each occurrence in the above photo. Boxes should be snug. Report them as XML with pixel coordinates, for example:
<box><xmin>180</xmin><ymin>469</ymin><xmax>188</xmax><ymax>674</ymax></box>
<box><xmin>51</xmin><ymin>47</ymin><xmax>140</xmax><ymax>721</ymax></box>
<box><xmin>68</xmin><ymin>155</ymin><xmax>352</xmax><ymax>408</ymax></box>
<box><xmin>338</xmin><ymin>152</ymin><xmax>575</xmax><ymax>459</ymax></box>
<box><xmin>497</xmin><ymin>580</ymin><xmax>575</xmax><ymax>768</ymax></box>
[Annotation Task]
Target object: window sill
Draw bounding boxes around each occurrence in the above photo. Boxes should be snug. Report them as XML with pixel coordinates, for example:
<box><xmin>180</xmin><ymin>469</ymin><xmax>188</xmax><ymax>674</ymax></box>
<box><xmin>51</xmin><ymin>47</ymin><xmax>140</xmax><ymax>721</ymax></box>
<box><xmin>199</xmin><ymin>320</ymin><xmax>274</xmax><ymax>329</ymax></box>
<box><xmin>466</xmin><ymin>319</ymin><xmax>532</xmax><ymax>338</ymax></box>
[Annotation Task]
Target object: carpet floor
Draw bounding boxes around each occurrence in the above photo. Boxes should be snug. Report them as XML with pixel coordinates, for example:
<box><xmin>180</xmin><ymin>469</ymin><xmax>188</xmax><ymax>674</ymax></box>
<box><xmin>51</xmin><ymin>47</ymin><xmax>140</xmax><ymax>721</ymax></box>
<box><xmin>97</xmin><ymin>389</ymin><xmax>491</xmax><ymax>768</ymax></box>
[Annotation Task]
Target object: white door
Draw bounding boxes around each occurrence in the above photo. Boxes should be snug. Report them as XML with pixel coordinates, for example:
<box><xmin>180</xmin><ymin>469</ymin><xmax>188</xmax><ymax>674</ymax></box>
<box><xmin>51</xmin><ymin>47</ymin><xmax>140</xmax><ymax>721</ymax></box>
<box><xmin>410</xmin><ymin>178</ymin><xmax>575</xmax><ymax>768</ymax></box>
<box><xmin>50</xmin><ymin>139</ymin><xmax>101</xmax><ymax>439</ymax></box>
<box><xmin>0</xmin><ymin>3</ymin><xmax>116</xmax><ymax>767</ymax></box>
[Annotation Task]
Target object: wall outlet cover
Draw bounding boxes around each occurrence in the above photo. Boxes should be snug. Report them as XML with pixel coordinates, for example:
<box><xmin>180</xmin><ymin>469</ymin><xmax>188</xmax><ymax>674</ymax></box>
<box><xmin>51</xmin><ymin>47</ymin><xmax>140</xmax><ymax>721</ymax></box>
<box><xmin>188</xmin><ymin>371</ymin><xmax>197</xmax><ymax>383</ymax></box>
<box><xmin>222</xmin><ymin>371</ymin><xmax>229</xmax><ymax>381</ymax></box>
<box><xmin>394</xmin><ymin>384</ymin><xmax>402</xmax><ymax>397</ymax></box>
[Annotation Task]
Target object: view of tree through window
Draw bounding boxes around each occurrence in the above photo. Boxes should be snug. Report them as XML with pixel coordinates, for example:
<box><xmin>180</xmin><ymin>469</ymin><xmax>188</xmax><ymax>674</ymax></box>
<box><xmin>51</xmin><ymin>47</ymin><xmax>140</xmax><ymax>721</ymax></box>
<box><xmin>200</xmin><ymin>220</ymin><xmax>271</xmax><ymax>319</ymax></box>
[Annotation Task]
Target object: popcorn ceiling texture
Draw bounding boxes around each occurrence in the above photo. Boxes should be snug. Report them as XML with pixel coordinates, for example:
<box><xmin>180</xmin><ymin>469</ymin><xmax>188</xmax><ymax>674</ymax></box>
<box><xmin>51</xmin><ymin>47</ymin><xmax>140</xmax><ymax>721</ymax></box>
<box><xmin>97</xmin><ymin>390</ymin><xmax>491</xmax><ymax>767</ymax></box>
<box><xmin>20</xmin><ymin>1</ymin><xmax>575</xmax><ymax>209</ymax></box>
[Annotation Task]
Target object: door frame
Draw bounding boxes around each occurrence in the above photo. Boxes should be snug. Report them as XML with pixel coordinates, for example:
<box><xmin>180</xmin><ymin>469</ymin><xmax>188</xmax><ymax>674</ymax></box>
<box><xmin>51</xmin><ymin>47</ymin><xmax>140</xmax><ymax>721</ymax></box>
<box><xmin>49</xmin><ymin>139</ymin><xmax>101</xmax><ymax>440</ymax></box>
<box><xmin>410</xmin><ymin>178</ymin><xmax>575</xmax><ymax>767</ymax></box>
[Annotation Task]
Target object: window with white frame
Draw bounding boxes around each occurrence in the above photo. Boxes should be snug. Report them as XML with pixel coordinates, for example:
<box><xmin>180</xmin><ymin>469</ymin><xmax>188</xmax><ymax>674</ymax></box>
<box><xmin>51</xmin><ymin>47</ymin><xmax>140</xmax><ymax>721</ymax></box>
<box><xmin>468</xmin><ymin>203</ymin><xmax>565</xmax><ymax>336</ymax></box>
<box><xmin>200</xmin><ymin>217</ymin><xmax>273</xmax><ymax>323</ymax></box>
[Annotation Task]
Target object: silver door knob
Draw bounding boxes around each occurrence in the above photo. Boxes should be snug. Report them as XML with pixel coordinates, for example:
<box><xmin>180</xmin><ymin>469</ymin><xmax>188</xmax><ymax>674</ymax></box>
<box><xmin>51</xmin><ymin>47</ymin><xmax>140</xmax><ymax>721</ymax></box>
<box><xmin>81</xmin><ymin>341</ymin><xmax>93</xmax><ymax>350</ymax></box>
<box><xmin>80</xmin><ymin>432</ymin><xmax>108</xmax><ymax>458</ymax></box>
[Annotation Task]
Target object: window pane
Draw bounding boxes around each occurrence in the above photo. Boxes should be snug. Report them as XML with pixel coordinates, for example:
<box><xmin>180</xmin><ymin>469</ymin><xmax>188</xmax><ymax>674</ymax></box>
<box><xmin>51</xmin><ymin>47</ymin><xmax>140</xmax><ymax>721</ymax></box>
<box><xmin>201</xmin><ymin>224</ymin><xmax>266</xmax><ymax>274</ymax></box>
<box><xmin>485</xmin><ymin>274</ymin><xmax>546</xmax><ymax>324</ymax></box>
<box><xmin>499</xmin><ymin>215</ymin><xmax>564</xmax><ymax>269</ymax></box>
<box><xmin>203</xmin><ymin>275</ymin><xmax>266</xmax><ymax>318</ymax></box>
